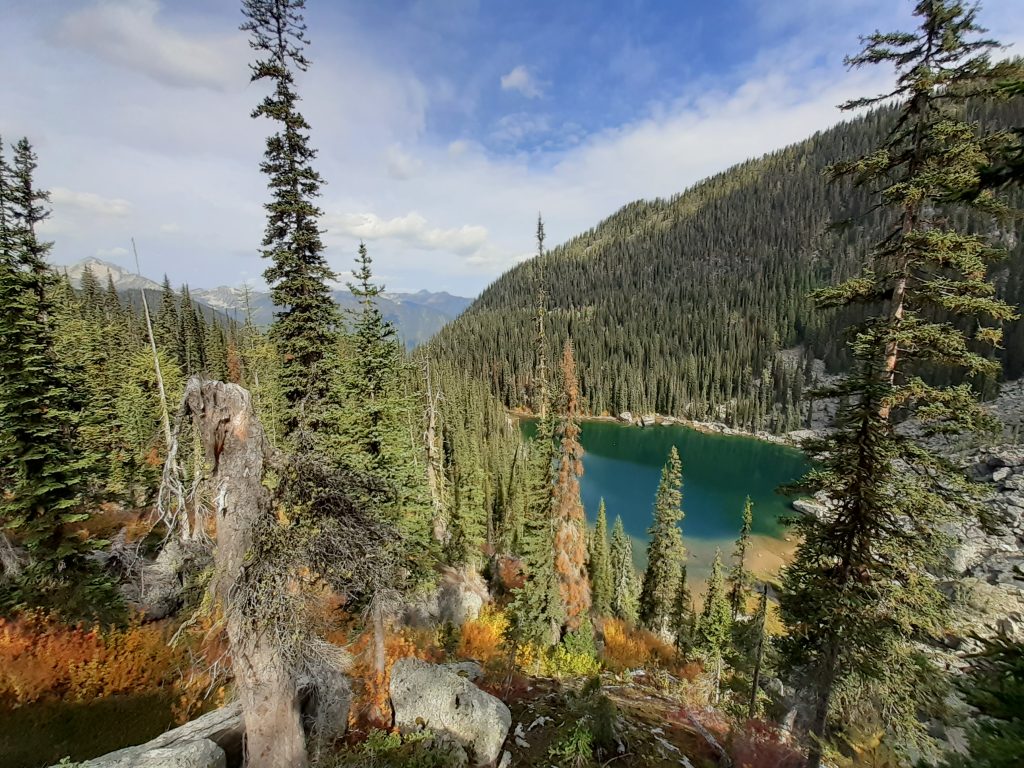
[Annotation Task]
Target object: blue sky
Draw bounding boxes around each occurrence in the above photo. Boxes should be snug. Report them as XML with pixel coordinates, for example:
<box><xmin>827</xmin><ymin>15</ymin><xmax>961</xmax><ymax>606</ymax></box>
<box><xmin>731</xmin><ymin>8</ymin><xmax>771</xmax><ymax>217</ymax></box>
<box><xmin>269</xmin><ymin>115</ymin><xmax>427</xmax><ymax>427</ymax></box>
<box><xmin>3</xmin><ymin>0</ymin><xmax>1023</xmax><ymax>295</ymax></box>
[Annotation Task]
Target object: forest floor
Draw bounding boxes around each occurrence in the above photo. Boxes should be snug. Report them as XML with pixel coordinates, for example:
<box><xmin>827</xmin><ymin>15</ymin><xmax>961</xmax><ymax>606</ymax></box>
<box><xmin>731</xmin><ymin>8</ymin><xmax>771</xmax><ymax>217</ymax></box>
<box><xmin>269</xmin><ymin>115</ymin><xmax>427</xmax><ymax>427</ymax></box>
<box><xmin>501</xmin><ymin>672</ymin><xmax>726</xmax><ymax>768</ymax></box>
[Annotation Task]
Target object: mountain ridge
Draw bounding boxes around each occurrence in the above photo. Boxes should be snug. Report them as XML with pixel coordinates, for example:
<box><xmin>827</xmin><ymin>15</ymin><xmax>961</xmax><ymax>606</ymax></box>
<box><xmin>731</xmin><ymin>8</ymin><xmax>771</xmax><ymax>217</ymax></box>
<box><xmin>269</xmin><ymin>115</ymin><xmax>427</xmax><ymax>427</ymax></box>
<box><xmin>63</xmin><ymin>256</ymin><xmax>473</xmax><ymax>348</ymax></box>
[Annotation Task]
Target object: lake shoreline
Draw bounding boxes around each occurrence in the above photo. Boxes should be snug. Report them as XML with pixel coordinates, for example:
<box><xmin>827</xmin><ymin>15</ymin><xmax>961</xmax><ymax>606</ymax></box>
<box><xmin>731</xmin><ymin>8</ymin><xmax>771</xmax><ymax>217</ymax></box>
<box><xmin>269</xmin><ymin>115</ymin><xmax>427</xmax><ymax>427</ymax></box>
<box><xmin>509</xmin><ymin>407</ymin><xmax>812</xmax><ymax>448</ymax></box>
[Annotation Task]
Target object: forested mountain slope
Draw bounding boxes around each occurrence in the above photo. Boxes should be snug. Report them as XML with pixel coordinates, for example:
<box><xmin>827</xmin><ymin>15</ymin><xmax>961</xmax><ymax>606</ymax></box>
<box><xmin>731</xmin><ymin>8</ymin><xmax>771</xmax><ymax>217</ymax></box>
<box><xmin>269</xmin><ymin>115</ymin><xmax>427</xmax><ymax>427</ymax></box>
<box><xmin>429</xmin><ymin>102</ymin><xmax>1024</xmax><ymax>432</ymax></box>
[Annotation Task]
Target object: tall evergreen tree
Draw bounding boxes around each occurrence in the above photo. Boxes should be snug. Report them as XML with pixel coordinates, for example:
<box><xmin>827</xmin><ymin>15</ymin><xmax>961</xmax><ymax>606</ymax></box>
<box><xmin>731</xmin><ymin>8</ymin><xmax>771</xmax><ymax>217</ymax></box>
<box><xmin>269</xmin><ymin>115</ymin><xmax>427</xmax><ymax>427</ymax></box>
<box><xmin>639</xmin><ymin>446</ymin><xmax>685</xmax><ymax>636</ymax></box>
<box><xmin>0</xmin><ymin>138</ymin><xmax>91</xmax><ymax>608</ymax></box>
<box><xmin>778</xmin><ymin>5</ymin><xmax>1019</xmax><ymax>765</ymax></box>
<box><xmin>508</xmin><ymin>221</ymin><xmax>563</xmax><ymax>648</ymax></box>
<box><xmin>695</xmin><ymin>549</ymin><xmax>732</xmax><ymax>701</ymax></box>
<box><xmin>609</xmin><ymin>514</ymin><xmax>639</xmax><ymax>624</ymax></box>
<box><xmin>588</xmin><ymin>498</ymin><xmax>613</xmax><ymax>617</ymax></box>
<box><xmin>553</xmin><ymin>339</ymin><xmax>590</xmax><ymax>629</ymax></box>
<box><xmin>727</xmin><ymin>496</ymin><xmax>754</xmax><ymax>619</ymax></box>
<box><xmin>241</xmin><ymin>0</ymin><xmax>338</xmax><ymax>435</ymax></box>
<box><xmin>331</xmin><ymin>244</ymin><xmax>434</xmax><ymax>574</ymax></box>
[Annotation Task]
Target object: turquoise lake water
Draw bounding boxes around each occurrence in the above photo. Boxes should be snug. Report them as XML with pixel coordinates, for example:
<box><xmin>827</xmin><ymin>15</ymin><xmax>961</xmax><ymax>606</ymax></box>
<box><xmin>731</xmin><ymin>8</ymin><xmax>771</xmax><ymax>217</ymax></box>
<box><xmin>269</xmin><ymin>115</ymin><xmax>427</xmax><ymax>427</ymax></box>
<box><xmin>522</xmin><ymin>419</ymin><xmax>811</xmax><ymax>584</ymax></box>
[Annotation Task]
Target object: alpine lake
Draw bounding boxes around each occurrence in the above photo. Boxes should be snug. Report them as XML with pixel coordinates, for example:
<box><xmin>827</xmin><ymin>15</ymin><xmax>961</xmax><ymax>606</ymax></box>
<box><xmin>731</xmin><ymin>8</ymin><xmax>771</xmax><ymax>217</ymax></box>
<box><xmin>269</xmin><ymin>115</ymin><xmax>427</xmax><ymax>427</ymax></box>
<box><xmin>521</xmin><ymin>418</ymin><xmax>812</xmax><ymax>592</ymax></box>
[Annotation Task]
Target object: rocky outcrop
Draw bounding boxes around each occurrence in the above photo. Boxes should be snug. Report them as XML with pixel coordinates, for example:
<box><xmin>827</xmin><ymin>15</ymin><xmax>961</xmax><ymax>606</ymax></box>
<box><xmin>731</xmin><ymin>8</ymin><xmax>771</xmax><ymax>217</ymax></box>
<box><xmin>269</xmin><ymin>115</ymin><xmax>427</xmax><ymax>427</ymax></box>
<box><xmin>76</xmin><ymin>703</ymin><xmax>243</xmax><ymax>768</ymax></box>
<box><xmin>945</xmin><ymin>447</ymin><xmax>1024</xmax><ymax>645</ymax></box>
<box><xmin>403</xmin><ymin>566</ymin><xmax>490</xmax><ymax>628</ymax></box>
<box><xmin>390</xmin><ymin>657</ymin><xmax>511</xmax><ymax>766</ymax></box>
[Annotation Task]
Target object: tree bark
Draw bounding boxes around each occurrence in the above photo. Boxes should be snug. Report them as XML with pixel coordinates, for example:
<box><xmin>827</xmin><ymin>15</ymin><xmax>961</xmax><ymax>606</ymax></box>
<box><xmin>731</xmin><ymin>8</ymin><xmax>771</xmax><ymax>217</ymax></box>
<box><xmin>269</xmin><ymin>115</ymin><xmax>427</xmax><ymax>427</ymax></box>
<box><xmin>183</xmin><ymin>377</ymin><xmax>307</xmax><ymax>768</ymax></box>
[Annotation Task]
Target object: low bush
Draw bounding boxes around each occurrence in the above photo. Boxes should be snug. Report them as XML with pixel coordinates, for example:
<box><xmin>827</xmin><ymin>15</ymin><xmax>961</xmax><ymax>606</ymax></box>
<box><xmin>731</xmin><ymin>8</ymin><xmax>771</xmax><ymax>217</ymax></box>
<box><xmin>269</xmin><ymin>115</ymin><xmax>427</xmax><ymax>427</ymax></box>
<box><xmin>0</xmin><ymin>612</ymin><xmax>186</xmax><ymax>708</ymax></box>
<box><xmin>456</xmin><ymin>605</ymin><xmax>509</xmax><ymax>664</ymax></box>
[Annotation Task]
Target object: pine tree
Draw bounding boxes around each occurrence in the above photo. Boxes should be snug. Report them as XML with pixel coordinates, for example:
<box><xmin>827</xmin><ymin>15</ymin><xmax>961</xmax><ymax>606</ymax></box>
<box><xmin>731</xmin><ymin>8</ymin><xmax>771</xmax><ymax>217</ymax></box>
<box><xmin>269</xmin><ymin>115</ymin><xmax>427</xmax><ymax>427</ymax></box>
<box><xmin>670</xmin><ymin>561</ymin><xmax>694</xmax><ymax>654</ymax></box>
<box><xmin>727</xmin><ymin>496</ymin><xmax>754</xmax><ymax>619</ymax></box>
<box><xmin>553</xmin><ymin>339</ymin><xmax>590</xmax><ymax>629</ymax></box>
<box><xmin>242</xmin><ymin>0</ymin><xmax>338</xmax><ymax>436</ymax></box>
<box><xmin>639</xmin><ymin>446</ymin><xmax>685</xmax><ymax>636</ymax></box>
<box><xmin>778</xmin><ymin>5</ymin><xmax>1019</xmax><ymax>764</ymax></box>
<box><xmin>0</xmin><ymin>138</ymin><xmax>91</xmax><ymax>608</ymax></box>
<box><xmin>589</xmin><ymin>498</ymin><xmax>613</xmax><ymax>617</ymax></box>
<box><xmin>695</xmin><ymin>549</ymin><xmax>732</xmax><ymax>701</ymax></box>
<box><xmin>609</xmin><ymin>515</ymin><xmax>639</xmax><ymax>624</ymax></box>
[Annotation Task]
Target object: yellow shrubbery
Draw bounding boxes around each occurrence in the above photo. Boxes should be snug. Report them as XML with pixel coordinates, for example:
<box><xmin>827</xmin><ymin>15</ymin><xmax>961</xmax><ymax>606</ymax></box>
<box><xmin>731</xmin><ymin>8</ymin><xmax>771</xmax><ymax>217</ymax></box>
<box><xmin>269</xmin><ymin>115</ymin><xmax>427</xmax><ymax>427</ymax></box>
<box><xmin>600</xmin><ymin>618</ymin><xmax>677</xmax><ymax>672</ymax></box>
<box><xmin>456</xmin><ymin>605</ymin><xmax>508</xmax><ymax>664</ymax></box>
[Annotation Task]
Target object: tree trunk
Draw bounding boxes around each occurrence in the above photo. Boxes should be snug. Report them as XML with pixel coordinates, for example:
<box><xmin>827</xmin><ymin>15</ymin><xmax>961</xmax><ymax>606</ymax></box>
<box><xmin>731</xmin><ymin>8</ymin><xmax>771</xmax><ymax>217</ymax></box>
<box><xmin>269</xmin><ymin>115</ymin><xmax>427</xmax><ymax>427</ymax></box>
<box><xmin>805</xmin><ymin>639</ymin><xmax>839</xmax><ymax>768</ymax></box>
<box><xmin>183</xmin><ymin>378</ymin><xmax>307</xmax><ymax>768</ymax></box>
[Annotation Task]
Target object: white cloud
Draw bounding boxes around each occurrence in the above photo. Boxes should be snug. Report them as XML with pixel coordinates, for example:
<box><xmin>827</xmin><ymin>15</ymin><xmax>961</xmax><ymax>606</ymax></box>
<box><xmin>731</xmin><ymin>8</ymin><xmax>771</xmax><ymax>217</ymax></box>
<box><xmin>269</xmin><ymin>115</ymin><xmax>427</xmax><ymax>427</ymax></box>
<box><xmin>500</xmin><ymin>65</ymin><xmax>544</xmax><ymax>98</ymax></box>
<box><xmin>51</xmin><ymin>187</ymin><xmax>132</xmax><ymax>216</ymax></box>
<box><xmin>55</xmin><ymin>0</ymin><xmax>247</xmax><ymax>91</ymax></box>
<box><xmin>327</xmin><ymin>212</ymin><xmax>489</xmax><ymax>256</ymax></box>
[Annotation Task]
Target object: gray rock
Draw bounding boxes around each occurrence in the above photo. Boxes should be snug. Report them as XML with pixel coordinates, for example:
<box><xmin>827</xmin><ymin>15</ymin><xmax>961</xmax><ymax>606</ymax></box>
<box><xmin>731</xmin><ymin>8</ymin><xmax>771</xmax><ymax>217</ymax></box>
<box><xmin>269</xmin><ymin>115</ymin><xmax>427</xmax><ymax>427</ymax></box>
<box><xmin>791</xmin><ymin>498</ymin><xmax>826</xmax><ymax>517</ymax></box>
<box><xmin>299</xmin><ymin>652</ymin><xmax>353</xmax><ymax>755</ymax></box>
<box><xmin>77</xmin><ymin>705</ymin><xmax>242</xmax><ymax>768</ymax></box>
<box><xmin>993</xmin><ymin>467</ymin><xmax>1012</xmax><ymax>483</ymax></box>
<box><xmin>390</xmin><ymin>657</ymin><xmax>511</xmax><ymax>766</ymax></box>
<box><xmin>444</xmin><ymin>661</ymin><xmax>485</xmax><ymax>681</ymax></box>
<box><xmin>133</xmin><ymin>740</ymin><xmax>225</xmax><ymax>768</ymax></box>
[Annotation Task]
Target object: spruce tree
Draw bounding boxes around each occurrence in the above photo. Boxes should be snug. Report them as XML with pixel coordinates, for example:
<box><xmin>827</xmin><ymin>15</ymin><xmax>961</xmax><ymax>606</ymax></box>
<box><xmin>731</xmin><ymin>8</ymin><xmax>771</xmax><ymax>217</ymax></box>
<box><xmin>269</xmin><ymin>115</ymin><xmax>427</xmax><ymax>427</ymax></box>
<box><xmin>332</xmin><ymin>244</ymin><xmax>434</xmax><ymax>575</ymax></box>
<box><xmin>639</xmin><ymin>446</ymin><xmax>685</xmax><ymax>636</ymax></box>
<box><xmin>695</xmin><ymin>549</ymin><xmax>732</xmax><ymax>701</ymax></box>
<box><xmin>242</xmin><ymin>0</ymin><xmax>338</xmax><ymax>435</ymax></box>
<box><xmin>727</xmin><ymin>496</ymin><xmax>754</xmax><ymax>619</ymax></box>
<box><xmin>0</xmin><ymin>138</ymin><xmax>91</xmax><ymax>608</ymax></box>
<box><xmin>609</xmin><ymin>515</ymin><xmax>639</xmax><ymax>624</ymax></box>
<box><xmin>589</xmin><ymin>498</ymin><xmax>613</xmax><ymax>617</ymax></box>
<box><xmin>778</xmin><ymin>4</ymin><xmax>1019</xmax><ymax>764</ymax></box>
<box><xmin>553</xmin><ymin>339</ymin><xmax>590</xmax><ymax>629</ymax></box>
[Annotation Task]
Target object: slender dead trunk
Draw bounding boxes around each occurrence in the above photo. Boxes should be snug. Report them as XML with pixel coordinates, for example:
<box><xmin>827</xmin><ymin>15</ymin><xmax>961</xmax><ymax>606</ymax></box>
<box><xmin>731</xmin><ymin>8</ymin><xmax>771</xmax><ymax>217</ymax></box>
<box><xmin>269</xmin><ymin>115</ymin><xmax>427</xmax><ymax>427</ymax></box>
<box><xmin>423</xmin><ymin>361</ymin><xmax>447</xmax><ymax>543</ymax></box>
<box><xmin>132</xmin><ymin>239</ymin><xmax>172</xmax><ymax>452</ymax></box>
<box><xmin>183</xmin><ymin>378</ymin><xmax>307</xmax><ymax>768</ymax></box>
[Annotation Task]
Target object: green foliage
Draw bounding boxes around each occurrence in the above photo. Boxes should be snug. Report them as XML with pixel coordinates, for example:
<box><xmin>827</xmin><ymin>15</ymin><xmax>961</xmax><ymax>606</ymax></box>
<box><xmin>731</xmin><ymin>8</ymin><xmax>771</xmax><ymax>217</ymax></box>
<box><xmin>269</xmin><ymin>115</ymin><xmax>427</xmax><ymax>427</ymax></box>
<box><xmin>779</xmin><ymin>3</ymin><xmax>1020</xmax><ymax>762</ymax></box>
<box><xmin>670</xmin><ymin>561</ymin><xmax>694</xmax><ymax>653</ymax></box>
<box><xmin>608</xmin><ymin>515</ymin><xmax>639</xmax><ymax>624</ymax></box>
<box><xmin>546</xmin><ymin>616</ymin><xmax>600</xmax><ymax>678</ymax></box>
<box><xmin>638</xmin><ymin>446</ymin><xmax>685</xmax><ymax>635</ymax></box>
<box><xmin>934</xmin><ymin>639</ymin><xmax>1024</xmax><ymax>768</ymax></box>
<box><xmin>325</xmin><ymin>728</ymin><xmax>466</xmax><ymax>768</ymax></box>
<box><xmin>0</xmin><ymin>137</ymin><xmax>95</xmax><ymax>612</ymax></box>
<box><xmin>727</xmin><ymin>496</ymin><xmax>754</xmax><ymax>619</ymax></box>
<box><xmin>548</xmin><ymin>720</ymin><xmax>594</xmax><ymax>768</ymax></box>
<box><xmin>588</xmin><ymin>499</ymin><xmax>613</xmax><ymax>617</ymax></box>
<box><xmin>695</xmin><ymin>549</ymin><xmax>732</xmax><ymax>694</ymax></box>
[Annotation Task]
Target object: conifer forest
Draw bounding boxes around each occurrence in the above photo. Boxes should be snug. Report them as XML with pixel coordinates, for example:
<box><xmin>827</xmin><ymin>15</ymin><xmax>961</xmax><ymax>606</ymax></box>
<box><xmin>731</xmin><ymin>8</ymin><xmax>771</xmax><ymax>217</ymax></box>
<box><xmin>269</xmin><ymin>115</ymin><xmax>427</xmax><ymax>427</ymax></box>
<box><xmin>2</xmin><ymin>2</ymin><xmax>1024</xmax><ymax>768</ymax></box>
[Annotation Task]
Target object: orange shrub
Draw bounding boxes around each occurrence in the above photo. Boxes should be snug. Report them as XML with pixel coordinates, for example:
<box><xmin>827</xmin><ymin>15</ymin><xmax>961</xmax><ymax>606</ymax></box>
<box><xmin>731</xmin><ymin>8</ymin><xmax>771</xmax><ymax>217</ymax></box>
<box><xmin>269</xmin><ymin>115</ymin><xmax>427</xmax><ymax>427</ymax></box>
<box><xmin>346</xmin><ymin>626</ymin><xmax>442</xmax><ymax>729</ymax></box>
<box><xmin>0</xmin><ymin>612</ymin><xmax>187</xmax><ymax>708</ymax></box>
<box><xmin>601</xmin><ymin>619</ymin><xmax>676</xmax><ymax>672</ymax></box>
<box><xmin>456</xmin><ymin>606</ymin><xmax>509</xmax><ymax>664</ymax></box>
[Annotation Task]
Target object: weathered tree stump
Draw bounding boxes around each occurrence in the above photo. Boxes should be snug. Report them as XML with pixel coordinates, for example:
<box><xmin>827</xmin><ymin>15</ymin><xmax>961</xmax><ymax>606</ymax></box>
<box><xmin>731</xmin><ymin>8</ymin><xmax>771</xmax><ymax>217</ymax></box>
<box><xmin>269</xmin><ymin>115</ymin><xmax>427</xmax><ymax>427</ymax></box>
<box><xmin>182</xmin><ymin>378</ymin><xmax>306</xmax><ymax>768</ymax></box>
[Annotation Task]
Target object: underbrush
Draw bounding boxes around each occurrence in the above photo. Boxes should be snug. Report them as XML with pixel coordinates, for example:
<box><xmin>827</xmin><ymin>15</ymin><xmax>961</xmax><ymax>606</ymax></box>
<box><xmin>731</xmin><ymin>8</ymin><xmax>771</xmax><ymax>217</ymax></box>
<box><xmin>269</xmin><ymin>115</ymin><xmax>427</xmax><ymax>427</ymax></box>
<box><xmin>0</xmin><ymin>611</ymin><xmax>222</xmax><ymax>723</ymax></box>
